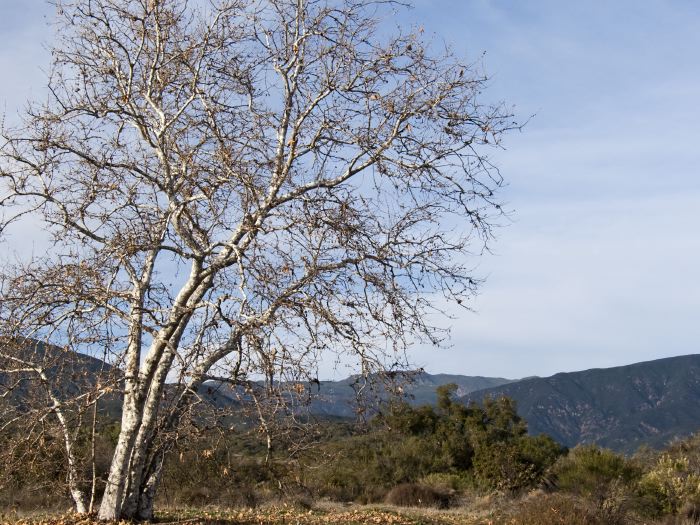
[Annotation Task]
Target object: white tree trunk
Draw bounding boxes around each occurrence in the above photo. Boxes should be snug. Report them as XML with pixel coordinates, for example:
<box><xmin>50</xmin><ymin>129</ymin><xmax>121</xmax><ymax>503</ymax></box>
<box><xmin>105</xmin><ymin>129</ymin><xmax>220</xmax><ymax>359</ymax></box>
<box><xmin>136</xmin><ymin>457</ymin><xmax>163</xmax><ymax>521</ymax></box>
<box><xmin>64</xmin><ymin>434</ymin><xmax>89</xmax><ymax>514</ymax></box>
<box><xmin>99</xmin><ymin>309</ymin><xmax>194</xmax><ymax>519</ymax></box>
<box><xmin>97</xmin><ymin>384</ymin><xmax>142</xmax><ymax>520</ymax></box>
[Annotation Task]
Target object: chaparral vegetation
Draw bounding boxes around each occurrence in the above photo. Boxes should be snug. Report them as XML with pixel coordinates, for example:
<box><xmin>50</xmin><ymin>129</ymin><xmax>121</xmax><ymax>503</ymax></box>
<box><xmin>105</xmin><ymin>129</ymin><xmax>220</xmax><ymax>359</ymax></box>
<box><xmin>5</xmin><ymin>379</ymin><xmax>700</xmax><ymax>524</ymax></box>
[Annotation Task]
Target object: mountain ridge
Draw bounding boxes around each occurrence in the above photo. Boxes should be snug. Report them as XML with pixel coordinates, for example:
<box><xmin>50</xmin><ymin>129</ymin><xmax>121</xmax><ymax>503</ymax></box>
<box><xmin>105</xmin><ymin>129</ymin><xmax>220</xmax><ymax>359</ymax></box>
<box><xmin>4</xmin><ymin>339</ymin><xmax>700</xmax><ymax>452</ymax></box>
<box><xmin>463</xmin><ymin>353</ymin><xmax>700</xmax><ymax>452</ymax></box>
<box><xmin>306</xmin><ymin>372</ymin><xmax>516</xmax><ymax>418</ymax></box>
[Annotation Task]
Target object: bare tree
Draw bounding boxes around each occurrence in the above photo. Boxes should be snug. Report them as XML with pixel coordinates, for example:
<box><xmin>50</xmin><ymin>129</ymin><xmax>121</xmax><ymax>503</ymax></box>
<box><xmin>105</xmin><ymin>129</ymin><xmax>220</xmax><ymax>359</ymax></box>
<box><xmin>0</xmin><ymin>0</ymin><xmax>515</xmax><ymax>519</ymax></box>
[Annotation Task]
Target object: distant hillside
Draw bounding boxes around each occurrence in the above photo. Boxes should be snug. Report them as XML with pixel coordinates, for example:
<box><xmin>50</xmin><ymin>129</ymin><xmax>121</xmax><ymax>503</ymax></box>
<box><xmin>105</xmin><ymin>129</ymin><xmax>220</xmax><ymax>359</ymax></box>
<box><xmin>307</xmin><ymin>373</ymin><xmax>515</xmax><ymax>418</ymax></box>
<box><xmin>0</xmin><ymin>339</ymin><xmax>120</xmax><ymax>414</ymax></box>
<box><xmin>9</xmin><ymin>339</ymin><xmax>700</xmax><ymax>453</ymax></box>
<box><xmin>463</xmin><ymin>354</ymin><xmax>700</xmax><ymax>452</ymax></box>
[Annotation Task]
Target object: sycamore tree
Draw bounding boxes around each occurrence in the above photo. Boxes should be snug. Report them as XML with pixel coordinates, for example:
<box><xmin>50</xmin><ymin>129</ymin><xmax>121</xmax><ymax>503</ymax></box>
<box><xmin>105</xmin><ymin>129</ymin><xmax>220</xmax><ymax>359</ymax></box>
<box><xmin>0</xmin><ymin>0</ymin><xmax>515</xmax><ymax>519</ymax></box>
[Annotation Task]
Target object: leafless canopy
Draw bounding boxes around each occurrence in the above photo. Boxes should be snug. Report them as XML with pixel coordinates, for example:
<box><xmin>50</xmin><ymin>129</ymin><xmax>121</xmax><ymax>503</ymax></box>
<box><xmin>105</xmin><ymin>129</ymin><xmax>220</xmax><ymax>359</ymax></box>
<box><xmin>0</xmin><ymin>0</ymin><xmax>515</xmax><ymax>519</ymax></box>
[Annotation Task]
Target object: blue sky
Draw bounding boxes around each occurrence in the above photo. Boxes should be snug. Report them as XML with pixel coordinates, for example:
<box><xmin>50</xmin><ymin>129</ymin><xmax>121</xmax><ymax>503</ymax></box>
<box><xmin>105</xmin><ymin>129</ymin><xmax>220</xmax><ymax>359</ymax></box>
<box><xmin>1</xmin><ymin>1</ymin><xmax>699</xmax><ymax>379</ymax></box>
<box><xmin>403</xmin><ymin>0</ymin><xmax>700</xmax><ymax>378</ymax></box>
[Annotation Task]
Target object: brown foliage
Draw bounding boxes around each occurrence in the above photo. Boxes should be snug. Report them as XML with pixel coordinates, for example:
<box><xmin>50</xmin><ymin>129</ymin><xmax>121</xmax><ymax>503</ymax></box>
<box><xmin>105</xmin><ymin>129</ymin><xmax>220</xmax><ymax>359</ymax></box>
<box><xmin>498</xmin><ymin>493</ymin><xmax>607</xmax><ymax>525</ymax></box>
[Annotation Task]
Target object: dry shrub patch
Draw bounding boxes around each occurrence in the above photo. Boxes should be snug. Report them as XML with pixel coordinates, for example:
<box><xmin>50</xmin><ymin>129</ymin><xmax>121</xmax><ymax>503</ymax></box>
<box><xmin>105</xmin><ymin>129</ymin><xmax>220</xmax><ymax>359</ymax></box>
<box><xmin>385</xmin><ymin>483</ymin><xmax>450</xmax><ymax>509</ymax></box>
<box><xmin>493</xmin><ymin>492</ymin><xmax>605</xmax><ymax>525</ymax></box>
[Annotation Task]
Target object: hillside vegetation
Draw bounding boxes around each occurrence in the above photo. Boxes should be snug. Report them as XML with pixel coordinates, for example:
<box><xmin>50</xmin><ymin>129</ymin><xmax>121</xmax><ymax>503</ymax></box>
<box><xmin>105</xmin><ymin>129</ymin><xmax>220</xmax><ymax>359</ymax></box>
<box><xmin>7</xmin><ymin>384</ymin><xmax>700</xmax><ymax>524</ymax></box>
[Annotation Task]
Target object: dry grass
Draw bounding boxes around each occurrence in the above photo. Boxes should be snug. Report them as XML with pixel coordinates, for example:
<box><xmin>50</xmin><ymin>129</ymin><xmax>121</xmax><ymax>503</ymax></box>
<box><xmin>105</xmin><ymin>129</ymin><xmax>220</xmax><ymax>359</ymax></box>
<box><xmin>0</xmin><ymin>501</ymin><xmax>508</xmax><ymax>525</ymax></box>
<box><xmin>3</xmin><ymin>493</ymin><xmax>694</xmax><ymax>525</ymax></box>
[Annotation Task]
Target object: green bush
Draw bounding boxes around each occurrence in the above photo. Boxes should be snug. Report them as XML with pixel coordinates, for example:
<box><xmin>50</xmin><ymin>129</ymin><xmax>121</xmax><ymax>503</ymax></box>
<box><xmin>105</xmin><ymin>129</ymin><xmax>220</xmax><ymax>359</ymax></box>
<box><xmin>419</xmin><ymin>472</ymin><xmax>474</xmax><ymax>492</ymax></box>
<box><xmin>472</xmin><ymin>434</ymin><xmax>564</xmax><ymax>492</ymax></box>
<box><xmin>472</xmin><ymin>441</ymin><xmax>539</xmax><ymax>492</ymax></box>
<box><xmin>636</xmin><ymin>454</ymin><xmax>700</xmax><ymax>516</ymax></box>
<box><xmin>302</xmin><ymin>388</ymin><xmax>565</xmax><ymax>501</ymax></box>
<box><xmin>550</xmin><ymin>445</ymin><xmax>641</xmax><ymax>511</ymax></box>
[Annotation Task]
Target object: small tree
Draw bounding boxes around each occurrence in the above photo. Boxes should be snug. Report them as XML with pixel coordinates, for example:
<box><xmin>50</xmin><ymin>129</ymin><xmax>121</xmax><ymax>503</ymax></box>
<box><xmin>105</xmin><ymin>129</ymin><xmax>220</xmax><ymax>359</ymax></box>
<box><xmin>0</xmin><ymin>339</ymin><xmax>115</xmax><ymax>513</ymax></box>
<box><xmin>0</xmin><ymin>0</ymin><xmax>515</xmax><ymax>519</ymax></box>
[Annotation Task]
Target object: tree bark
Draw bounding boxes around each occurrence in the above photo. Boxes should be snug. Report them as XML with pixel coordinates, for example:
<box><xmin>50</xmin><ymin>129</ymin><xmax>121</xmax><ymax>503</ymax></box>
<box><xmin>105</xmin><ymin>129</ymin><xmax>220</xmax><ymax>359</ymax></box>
<box><xmin>136</xmin><ymin>451</ymin><xmax>165</xmax><ymax>521</ymax></box>
<box><xmin>121</xmin><ymin>347</ymin><xmax>178</xmax><ymax>515</ymax></box>
<box><xmin>97</xmin><ymin>398</ymin><xmax>141</xmax><ymax>520</ymax></box>
<box><xmin>97</xmin><ymin>344</ymin><xmax>148</xmax><ymax>518</ymax></box>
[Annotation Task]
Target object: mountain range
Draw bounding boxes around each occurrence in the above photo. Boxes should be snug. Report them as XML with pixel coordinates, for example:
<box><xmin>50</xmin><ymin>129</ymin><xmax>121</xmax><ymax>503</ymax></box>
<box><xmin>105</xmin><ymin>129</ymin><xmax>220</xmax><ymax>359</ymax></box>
<box><xmin>305</xmin><ymin>373</ymin><xmax>515</xmax><ymax>418</ymax></box>
<box><xmin>303</xmin><ymin>355</ymin><xmax>700</xmax><ymax>452</ymax></box>
<box><xmin>3</xmin><ymin>340</ymin><xmax>700</xmax><ymax>452</ymax></box>
<box><xmin>461</xmin><ymin>354</ymin><xmax>700</xmax><ymax>452</ymax></box>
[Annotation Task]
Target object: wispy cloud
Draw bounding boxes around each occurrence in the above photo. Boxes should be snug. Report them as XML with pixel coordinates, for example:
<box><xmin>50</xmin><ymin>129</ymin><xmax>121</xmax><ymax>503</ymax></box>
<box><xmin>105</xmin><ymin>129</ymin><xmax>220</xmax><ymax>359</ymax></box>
<box><xmin>402</xmin><ymin>1</ymin><xmax>700</xmax><ymax>378</ymax></box>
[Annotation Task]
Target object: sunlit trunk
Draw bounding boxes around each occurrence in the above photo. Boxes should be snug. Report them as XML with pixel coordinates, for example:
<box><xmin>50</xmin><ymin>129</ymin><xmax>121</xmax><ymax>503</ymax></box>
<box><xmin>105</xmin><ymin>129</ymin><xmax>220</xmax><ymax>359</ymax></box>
<box><xmin>66</xmin><ymin>450</ymin><xmax>88</xmax><ymax>514</ymax></box>
<box><xmin>97</xmin><ymin>387</ymin><xmax>141</xmax><ymax>520</ymax></box>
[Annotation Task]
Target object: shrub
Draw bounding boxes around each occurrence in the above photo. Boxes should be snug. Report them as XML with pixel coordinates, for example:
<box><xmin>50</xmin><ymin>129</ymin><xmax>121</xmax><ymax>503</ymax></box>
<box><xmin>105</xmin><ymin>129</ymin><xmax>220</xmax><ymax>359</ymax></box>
<box><xmin>501</xmin><ymin>492</ymin><xmax>606</xmax><ymax>525</ymax></box>
<box><xmin>472</xmin><ymin>441</ymin><xmax>539</xmax><ymax>492</ymax></box>
<box><xmin>384</xmin><ymin>483</ymin><xmax>449</xmax><ymax>508</ymax></box>
<box><xmin>471</xmin><ymin>435</ymin><xmax>564</xmax><ymax>493</ymax></box>
<box><xmin>637</xmin><ymin>454</ymin><xmax>700</xmax><ymax>516</ymax></box>
<box><xmin>551</xmin><ymin>445</ymin><xmax>641</xmax><ymax>506</ymax></box>
<box><xmin>419</xmin><ymin>472</ymin><xmax>474</xmax><ymax>492</ymax></box>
